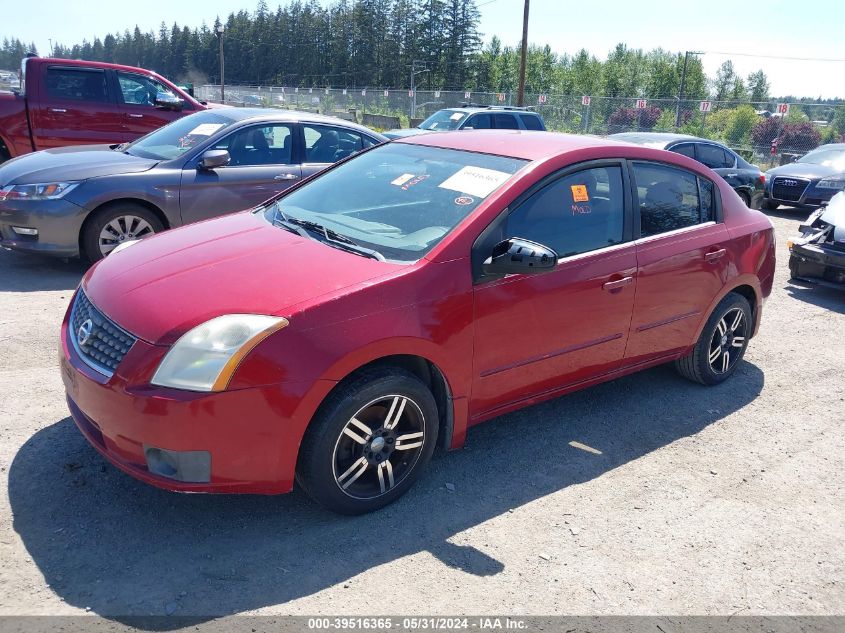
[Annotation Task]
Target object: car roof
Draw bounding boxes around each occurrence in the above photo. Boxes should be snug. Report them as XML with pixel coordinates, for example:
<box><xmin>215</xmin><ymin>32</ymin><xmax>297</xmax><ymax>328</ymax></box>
<box><xmin>395</xmin><ymin>130</ymin><xmax>631</xmax><ymax>161</ymax></box>
<box><xmin>439</xmin><ymin>106</ymin><xmax>541</xmax><ymax>115</ymax></box>
<box><xmin>809</xmin><ymin>143</ymin><xmax>845</xmax><ymax>151</ymax></box>
<box><xmin>201</xmin><ymin>107</ymin><xmax>388</xmax><ymax>139</ymax></box>
<box><xmin>610</xmin><ymin>132</ymin><xmax>705</xmax><ymax>146</ymax></box>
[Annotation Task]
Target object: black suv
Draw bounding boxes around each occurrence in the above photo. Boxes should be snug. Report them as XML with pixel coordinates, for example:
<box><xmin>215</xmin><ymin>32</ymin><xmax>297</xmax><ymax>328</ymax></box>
<box><xmin>384</xmin><ymin>106</ymin><xmax>545</xmax><ymax>139</ymax></box>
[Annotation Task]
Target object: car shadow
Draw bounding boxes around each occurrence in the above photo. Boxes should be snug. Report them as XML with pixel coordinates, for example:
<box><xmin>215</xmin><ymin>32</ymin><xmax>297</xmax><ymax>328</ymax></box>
<box><xmin>784</xmin><ymin>281</ymin><xmax>845</xmax><ymax>313</ymax></box>
<box><xmin>0</xmin><ymin>248</ymin><xmax>86</xmax><ymax>292</ymax></box>
<box><xmin>9</xmin><ymin>362</ymin><xmax>764</xmax><ymax>624</ymax></box>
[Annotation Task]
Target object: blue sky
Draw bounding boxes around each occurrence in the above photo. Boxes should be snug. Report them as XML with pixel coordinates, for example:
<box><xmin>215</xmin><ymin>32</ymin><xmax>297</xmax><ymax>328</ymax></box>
<box><xmin>4</xmin><ymin>0</ymin><xmax>844</xmax><ymax>98</ymax></box>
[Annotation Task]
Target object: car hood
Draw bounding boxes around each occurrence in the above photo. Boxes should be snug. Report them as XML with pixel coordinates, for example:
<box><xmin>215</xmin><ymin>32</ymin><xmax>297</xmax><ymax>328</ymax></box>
<box><xmin>766</xmin><ymin>162</ymin><xmax>844</xmax><ymax>180</ymax></box>
<box><xmin>0</xmin><ymin>145</ymin><xmax>157</xmax><ymax>185</ymax></box>
<box><xmin>383</xmin><ymin>128</ymin><xmax>432</xmax><ymax>139</ymax></box>
<box><xmin>83</xmin><ymin>211</ymin><xmax>402</xmax><ymax>345</ymax></box>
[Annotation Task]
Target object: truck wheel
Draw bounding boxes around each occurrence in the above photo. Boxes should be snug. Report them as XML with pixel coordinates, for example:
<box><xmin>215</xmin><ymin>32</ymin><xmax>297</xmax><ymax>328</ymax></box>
<box><xmin>675</xmin><ymin>293</ymin><xmax>752</xmax><ymax>386</ymax></box>
<box><xmin>82</xmin><ymin>203</ymin><xmax>164</xmax><ymax>262</ymax></box>
<box><xmin>297</xmin><ymin>368</ymin><xmax>438</xmax><ymax>515</ymax></box>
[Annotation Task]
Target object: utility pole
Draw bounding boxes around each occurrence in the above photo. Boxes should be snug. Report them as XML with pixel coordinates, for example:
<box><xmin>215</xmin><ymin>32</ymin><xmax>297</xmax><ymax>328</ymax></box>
<box><xmin>216</xmin><ymin>25</ymin><xmax>225</xmax><ymax>103</ymax></box>
<box><xmin>409</xmin><ymin>60</ymin><xmax>428</xmax><ymax>119</ymax></box>
<box><xmin>675</xmin><ymin>50</ymin><xmax>702</xmax><ymax>129</ymax></box>
<box><xmin>48</xmin><ymin>39</ymin><xmax>53</xmax><ymax>57</ymax></box>
<box><xmin>516</xmin><ymin>0</ymin><xmax>530</xmax><ymax>107</ymax></box>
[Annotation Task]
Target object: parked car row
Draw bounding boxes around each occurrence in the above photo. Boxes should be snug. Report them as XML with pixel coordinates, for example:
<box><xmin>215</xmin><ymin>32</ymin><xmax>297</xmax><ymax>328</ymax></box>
<box><xmin>56</xmin><ymin>128</ymin><xmax>775</xmax><ymax>514</ymax></box>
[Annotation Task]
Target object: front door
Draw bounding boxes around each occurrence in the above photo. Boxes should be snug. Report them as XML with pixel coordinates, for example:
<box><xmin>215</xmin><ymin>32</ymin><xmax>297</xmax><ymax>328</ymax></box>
<box><xmin>624</xmin><ymin>161</ymin><xmax>730</xmax><ymax>364</ymax></box>
<box><xmin>179</xmin><ymin>123</ymin><xmax>301</xmax><ymax>224</ymax></box>
<box><xmin>115</xmin><ymin>71</ymin><xmax>191</xmax><ymax>141</ymax></box>
<box><xmin>471</xmin><ymin>162</ymin><xmax>637</xmax><ymax>418</ymax></box>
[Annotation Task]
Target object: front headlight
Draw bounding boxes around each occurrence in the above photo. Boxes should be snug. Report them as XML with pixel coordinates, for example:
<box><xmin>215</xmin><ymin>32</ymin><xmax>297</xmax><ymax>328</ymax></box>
<box><xmin>151</xmin><ymin>314</ymin><xmax>289</xmax><ymax>392</ymax></box>
<box><xmin>816</xmin><ymin>179</ymin><xmax>845</xmax><ymax>190</ymax></box>
<box><xmin>0</xmin><ymin>182</ymin><xmax>80</xmax><ymax>201</ymax></box>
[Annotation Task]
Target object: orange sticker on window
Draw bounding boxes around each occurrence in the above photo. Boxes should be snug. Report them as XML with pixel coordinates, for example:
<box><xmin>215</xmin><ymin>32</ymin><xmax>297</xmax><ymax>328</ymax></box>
<box><xmin>571</xmin><ymin>184</ymin><xmax>589</xmax><ymax>202</ymax></box>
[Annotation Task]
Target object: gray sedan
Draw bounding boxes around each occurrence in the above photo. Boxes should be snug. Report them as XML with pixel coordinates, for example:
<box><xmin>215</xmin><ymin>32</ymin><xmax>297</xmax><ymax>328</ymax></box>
<box><xmin>0</xmin><ymin>108</ymin><xmax>386</xmax><ymax>260</ymax></box>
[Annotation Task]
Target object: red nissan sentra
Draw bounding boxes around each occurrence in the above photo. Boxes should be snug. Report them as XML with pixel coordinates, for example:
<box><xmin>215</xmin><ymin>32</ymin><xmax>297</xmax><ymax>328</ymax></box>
<box><xmin>60</xmin><ymin>131</ymin><xmax>775</xmax><ymax>514</ymax></box>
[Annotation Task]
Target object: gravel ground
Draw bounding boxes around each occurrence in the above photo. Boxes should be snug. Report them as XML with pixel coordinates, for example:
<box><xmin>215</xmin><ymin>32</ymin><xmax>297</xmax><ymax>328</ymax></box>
<box><xmin>0</xmin><ymin>209</ymin><xmax>842</xmax><ymax>621</ymax></box>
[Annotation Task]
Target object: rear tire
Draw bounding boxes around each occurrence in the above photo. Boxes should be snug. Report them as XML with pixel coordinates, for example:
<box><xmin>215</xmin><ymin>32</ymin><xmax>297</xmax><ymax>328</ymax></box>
<box><xmin>738</xmin><ymin>191</ymin><xmax>751</xmax><ymax>207</ymax></box>
<box><xmin>675</xmin><ymin>293</ymin><xmax>752</xmax><ymax>386</ymax></box>
<box><xmin>297</xmin><ymin>368</ymin><xmax>439</xmax><ymax>515</ymax></box>
<box><xmin>81</xmin><ymin>203</ymin><xmax>164</xmax><ymax>262</ymax></box>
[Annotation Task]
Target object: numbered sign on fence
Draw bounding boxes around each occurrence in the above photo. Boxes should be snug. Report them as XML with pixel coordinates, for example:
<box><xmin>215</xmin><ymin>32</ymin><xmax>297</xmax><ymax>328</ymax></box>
<box><xmin>308</xmin><ymin>88</ymin><xmax>313</xmax><ymax>94</ymax></box>
<box><xmin>408</xmin><ymin>90</ymin><xmax>414</xmax><ymax>97</ymax></box>
<box><xmin>464</xmin><ymin>91</ymin><xmax>471</xmax><ymax>99</ymax></box>
<box><xmin>434</xmin><ymin>91</ymin><xmax>441</xmax><ymax>98</ymax></box>
<box><xmin>777</xmin><ymin>103</ymin><xmax>790</xmax><ymax>115</ymax></box>
<box><xmin>581</xmin><ymin>95</ymin><xmax>591</xmax><ymax>106</ymax></box>
<box><xmin>342</xmin><ymin>88</ymin><xmax>347</xmax><ymax>95</ymax></box>
<box><xmin>699</xmin><ymin>101</ymin><xmax>712</xmax><ymax>113</ymax></box>
<box><xmin>636</xmin><ymin>99</ymin><xmax>647</xmax><ymax>109</ymax></box>
<box><xmin>361</xmin><ymin>89</ymin><xmax>366</xmax><ymax>96</ymax></box>
<box><xmin>325</xmin><ymin>88</ymin><xmax>329</xmax><ymax>95</ymax></box>
<box><xmin>538</xmin><ymin>94</ymin><xmax>547</xmax><ymax>104</ymax></box>
<box><xmin>497</xmin><ymin>93</ymin><xmax>506</xmax><ymax>102</ymax></box>
<box><xmin>383</xmin><ymin>89</ymin><xmax>389</xmax><ymax>97</ymax></box>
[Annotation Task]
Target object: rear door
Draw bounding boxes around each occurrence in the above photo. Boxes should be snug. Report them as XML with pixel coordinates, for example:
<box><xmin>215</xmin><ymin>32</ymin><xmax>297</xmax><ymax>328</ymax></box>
<box><xmin>492</xmin><ymin>112</ymin><xmax>520</xmax><ymax>130</ymax></box>
<box><xmin>179</xmin><ymin>122</ymin><xmax>301</xmax><ymax>224</ymax></box>
<box><xmin>471</xmin><ymin>161</ymin><xmax>637</xmax><ymax>416</ymax></box>
<box><xmin>624</xmin><ymin>161</ymin><xmax>729</xmax><ymax>364</ymax></box>
<box><xmin>115</xmin><ymin>71</ymin><xmax>191</xmax><ymax>140</ymax></box>
<box><xmin>300</xmin><ymin>123</ymin><xmax>379</xmax><ymax>178</ymax></box>
<box><xmin>30</xmin><ymin>65</ymin><xmax>122</xmax><ymax>149</ymax></box>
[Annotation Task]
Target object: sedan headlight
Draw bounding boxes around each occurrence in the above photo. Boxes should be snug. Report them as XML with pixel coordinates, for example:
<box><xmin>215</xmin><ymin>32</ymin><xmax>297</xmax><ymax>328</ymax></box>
<box><xmin>816</xmin><ymin>178</ymin><xmax>845</xmax><ymax>190</ymax></box>
<box><xmin>151</xmin><ymin>314</ymin><xmax>289</xmax><ymax>392</ymax></box>
<box><xmin>0</xmin><ymin>182</ymin><xmax>80</xmax><ymax>201</ymax></box>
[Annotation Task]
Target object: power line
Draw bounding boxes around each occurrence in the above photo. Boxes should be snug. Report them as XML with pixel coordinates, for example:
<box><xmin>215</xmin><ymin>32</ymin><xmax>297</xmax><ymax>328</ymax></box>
<box><xmin>703</xmin><ymin>50</ymin><xmax>845</xmax><ymax>63</ymax></box>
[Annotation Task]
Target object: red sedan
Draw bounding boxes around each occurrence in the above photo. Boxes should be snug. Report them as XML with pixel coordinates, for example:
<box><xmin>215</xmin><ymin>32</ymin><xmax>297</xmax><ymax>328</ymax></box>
<box><xmin>60</xmin><ymin>131</ymin><xmax>775</xmax><ymax>514</ymax></box>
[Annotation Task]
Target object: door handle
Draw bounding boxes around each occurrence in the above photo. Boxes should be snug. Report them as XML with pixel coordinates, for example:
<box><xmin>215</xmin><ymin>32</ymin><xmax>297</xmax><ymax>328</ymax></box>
<box><xmin>50</xmin><ymin>108</ymin><xmax>67</xmax><ymax>113</ymax></box>
<box><xmin>274</xmin><ymin>173</ymin><xmax>299</xmax><ymax>181</ymax></box>
<box><xmin>128</xmin><ymin>113</ymin><xmax>144</xmax><ymax>118</ymax></box>
<box><xmin>602</xmin><ymin>276</ymin><xmax>633</xmax><ymax>292</ymax></box>
<box><xmin>705</xmin><ymin>248</ymin><xmax>727</xmax><ymax>262</ymax></box>
<box><xmin>726</xmin><ymin>173</ymin><xmax>738</xmax><ymax>178</ymax></box>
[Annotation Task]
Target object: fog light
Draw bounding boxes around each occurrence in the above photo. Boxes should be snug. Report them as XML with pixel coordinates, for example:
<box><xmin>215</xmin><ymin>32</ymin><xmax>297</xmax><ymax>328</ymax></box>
<box><xmin>12</xmin><ymin>226</ymin><xmax>38</xmax><ymax>236</ymax></box>
<box><xmin>144</xmin><ymin>446</ymin><xmax>211</xmax><ymax>483</ymax></box>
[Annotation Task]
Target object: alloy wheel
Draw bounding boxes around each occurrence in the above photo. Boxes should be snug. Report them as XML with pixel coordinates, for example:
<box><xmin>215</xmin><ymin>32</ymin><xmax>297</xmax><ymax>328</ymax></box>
<box><xmin>332</xmin><ymin>394</ymin><xmax>426</xmax><ymax>499</ymax></box>
<box><xmin>708</xmin><ymin>307</ymin><xmax>747</xmax><ymax>374</ymax></box>
<box><xmin>98</xmin><ymin>215</ymin><xmax>156</xmax><ymax>256</ymax></box>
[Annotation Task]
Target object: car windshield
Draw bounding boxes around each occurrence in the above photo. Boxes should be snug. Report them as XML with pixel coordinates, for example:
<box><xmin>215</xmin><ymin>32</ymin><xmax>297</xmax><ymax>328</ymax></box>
<box><xmin>419</xmin><ymin>110</ymin><xmax>468</xmax><ymax>131</ymax></box>
<box><xmin>124</xmin><ymin>112</ymin><xmax>236</xmax><ymax>160</ymax></box>
<box><xmin>262</xmin><ymin>143</ymin><xmax>527</xmax><ymax>262</ymax></box>
<box><xmin>797</xmin><ymin>148</ymin><xmax>845</xmax><ymax>170</ymax></box>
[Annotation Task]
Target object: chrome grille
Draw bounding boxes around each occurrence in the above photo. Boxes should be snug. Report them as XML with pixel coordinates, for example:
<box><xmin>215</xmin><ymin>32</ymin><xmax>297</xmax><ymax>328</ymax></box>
<box><xmin>69</xmin><ymin>290</ymin><xmax>136</xmax><ymax>376</ymax></box>
<box><xmin>771</xmin><ymin>177</ymin><xmax>809</xmax><ymax>202</ymax></box>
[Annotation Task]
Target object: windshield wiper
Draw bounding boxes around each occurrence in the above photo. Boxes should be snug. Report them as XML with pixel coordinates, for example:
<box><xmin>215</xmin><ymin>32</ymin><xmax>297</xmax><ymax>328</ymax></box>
<box><xmin>286</xmin><ymin>217</ymin><xmax>386</xmax><ymax>261</ymax></box>
<box><xmin>271</xmin><ymin>205</ymin><xmax>311</xmax><ymax>239</ymax></box>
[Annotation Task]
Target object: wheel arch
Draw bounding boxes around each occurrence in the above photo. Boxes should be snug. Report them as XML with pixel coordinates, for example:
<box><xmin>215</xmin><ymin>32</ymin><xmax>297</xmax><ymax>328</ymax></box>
<box><xmin>692</xmin><ymin>278</ymin><xmax>761</xmax><ymax>344</ymax></box>
<box><xmin>78</xmin><ymin>198</ymin><xmax>171</xmax><ymax>254</ymax></box>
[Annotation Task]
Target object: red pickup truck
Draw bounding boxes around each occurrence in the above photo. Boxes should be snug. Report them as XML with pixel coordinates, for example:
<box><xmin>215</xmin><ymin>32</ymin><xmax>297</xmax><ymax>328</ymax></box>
<box><xmin>0</xmin><ymin>56</ymin><xmax>213</xmax><ymax>161</ymax></box>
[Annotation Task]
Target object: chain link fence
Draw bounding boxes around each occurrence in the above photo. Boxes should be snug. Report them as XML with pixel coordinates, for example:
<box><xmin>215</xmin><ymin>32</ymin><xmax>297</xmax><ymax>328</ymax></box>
<box><xmin>197</xmin><ymin>84</ymin><xmax>845</xmax><ymax>168</ymax></box>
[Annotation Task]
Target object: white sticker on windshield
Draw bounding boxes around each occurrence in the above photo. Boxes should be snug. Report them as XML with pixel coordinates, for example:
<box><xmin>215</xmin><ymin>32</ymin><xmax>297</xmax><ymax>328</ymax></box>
<box><xmin>391</xmin><ymin>173</ymin><xmax>415</xmax><ymax>186</ymax></box>
<box><xmin>187</xmin><ymin>123</ymin><xmax>224</xmax><ymax>136</ymax></box>
<box><xmin>438</xmin><ymin>166</ymin><xmax>512</xmax><ymax>198</ymax></box>
<box><xmin>450</xmin><ymin>112</ymin><xmax>463</xmax><ymax>121</ymax></box>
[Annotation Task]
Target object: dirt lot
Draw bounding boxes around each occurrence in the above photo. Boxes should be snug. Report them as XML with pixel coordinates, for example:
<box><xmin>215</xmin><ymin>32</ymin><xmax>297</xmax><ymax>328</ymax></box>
<box><xmin>0</xmin><ymin>209</ymin><xmax>842</xmax><ymax>620</ymax></box>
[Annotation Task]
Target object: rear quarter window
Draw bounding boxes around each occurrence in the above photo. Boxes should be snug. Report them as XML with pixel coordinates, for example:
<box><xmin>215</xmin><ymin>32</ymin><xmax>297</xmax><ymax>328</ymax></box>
<box><xmin>520</xmin><ymin>114</ymin><xmax>544</xmax><ymax>130</ymax></box>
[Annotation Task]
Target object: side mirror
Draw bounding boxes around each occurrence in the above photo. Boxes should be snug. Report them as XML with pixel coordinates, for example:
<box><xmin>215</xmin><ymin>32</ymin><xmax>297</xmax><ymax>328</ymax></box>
<box><xmin>154</xmin><ymin>92</ymin><xmax>184</xmax><ymax>111</ymax></box>
<box><xmin>482</xmin><ymin>238</ymin><xmax>558</xmax><ymax>275</ymax></box>
<box><xmin>199</xmin><ymin>150</ymin><xmax>230</xmax><ymax>170</ymax></box>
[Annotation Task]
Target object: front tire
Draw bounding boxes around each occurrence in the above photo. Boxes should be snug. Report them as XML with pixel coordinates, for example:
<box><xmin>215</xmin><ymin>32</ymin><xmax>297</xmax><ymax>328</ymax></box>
<box><xmin>81</xmin><ymin>203</ymin><xmax>164</xmax><ymax>262</ymax></box>
<box><xmin>297</xmin><ymin>368</ymin><xmax>439</xmax><ymax>515</ymax></box>
<box><xmin>675</xmin><ymin>293</ymin><xmax>752</xmax><ymax>386</ymax></box>
<box><xmin>762</xmin><ymin>199</ymin><xmax>779</xmax><ymax>211</ymax></box>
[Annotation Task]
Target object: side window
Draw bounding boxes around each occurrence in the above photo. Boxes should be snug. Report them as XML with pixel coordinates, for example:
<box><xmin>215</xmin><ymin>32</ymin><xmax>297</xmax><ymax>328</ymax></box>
<box><xmin>520</xmin><ymin>114</ymin><xmax>544</xmax><ymax>130</ymax></box>
<box><xmin>493</xmin><ymin>113</ymin><xmax>519</xmax><ymax>129</ymax></box>
<box><xmin>44</xmin><ymin>68</ymin><xmax>108</xmax><ymax>102</ymax></box>
<box><xmin>116</xmin><ymin>72</ymin><xmax>176</xmax><ymax>107</ymax></box>
<box><xmin>504</xmin><ymin>166</ymin><xmax>625</xmax><ymax>258</ymax></box>
<box><xmin>699</xmin><ymin>178</ymin><xmax>715</xmax><ymax>222</ymax></box>
<box><xmin>633</xmin><ymin>162</ymin><xmax>708</xmax><ymax>237</ymax></box>
<box><xmin>696</xmin><ymin>144</ymin><xmax>731</xmax><ymax>169</ymax></box>
<box><xmin>303</xmin><ymin>124</ymin><xmax>365</xmax><ymax>163</ymax></box>
<box><xmin>464</xmin><ymin>113</ymin><xmax>492</xmax><ymax>129</ymax></box>
<box><xmin>214</xmin><ymin>124</ymin><xmax>294</xmax><ymax>166</ymax></box>
<box><xmin>671</xmin><ymin>143</ymin><xmax>696</xmax><ymax>159</ymax></box>
<box><xmin>362</xmin><ymin>135</ymin><xmax>379</xmax><ymax>149</ymax></box>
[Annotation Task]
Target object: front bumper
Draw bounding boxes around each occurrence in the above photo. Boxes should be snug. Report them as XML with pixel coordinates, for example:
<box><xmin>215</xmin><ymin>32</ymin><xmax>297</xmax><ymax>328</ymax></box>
<box><xmin>789</xmin><ymin>241</ymin><xmax>845</xmax><ymax>286</ymax></box>
<box><xmin>0</xmin><ymin>198</ymin><xmax>86</xmax><ymax>257</ymax></box>
<box><xmin>60</xmin><ymin>310</ymin><xmax>333</xmax><ymax>494</ymax></box>
<box><xmin>765</xmin><ymin>180</ymin><xmax>840</xmax><ymax>208</ymax></box>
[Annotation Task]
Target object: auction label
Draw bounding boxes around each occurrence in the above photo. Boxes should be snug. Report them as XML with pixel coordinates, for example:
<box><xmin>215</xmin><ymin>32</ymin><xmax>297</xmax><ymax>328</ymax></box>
<box><xmin>438</xmin><ymin>166</ymin><xmax>511</xmax><ymax>198</ymax></box>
